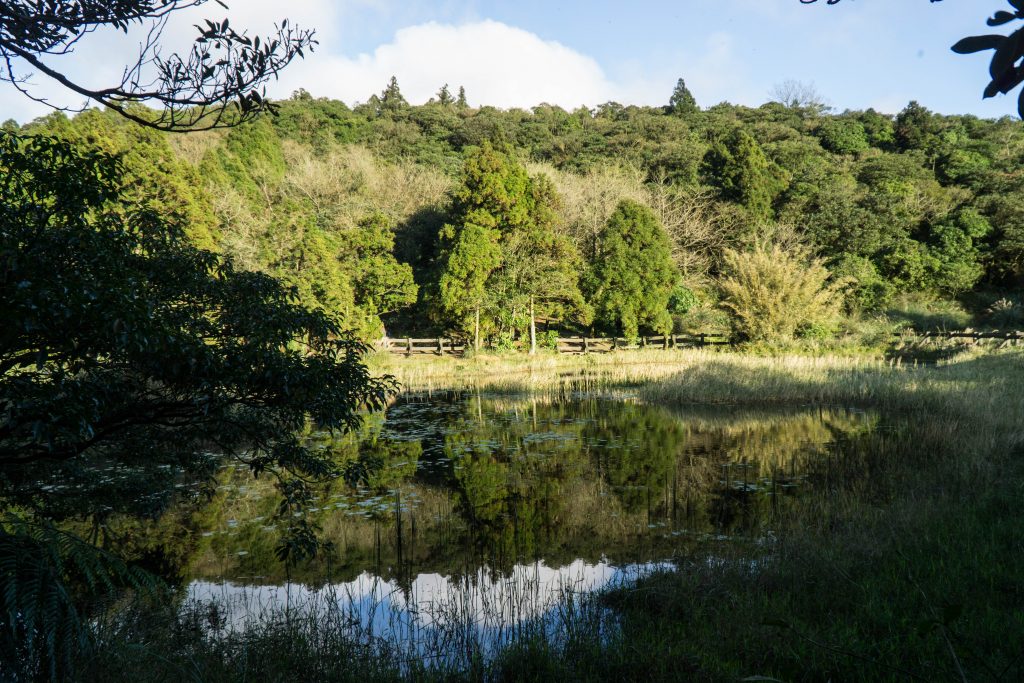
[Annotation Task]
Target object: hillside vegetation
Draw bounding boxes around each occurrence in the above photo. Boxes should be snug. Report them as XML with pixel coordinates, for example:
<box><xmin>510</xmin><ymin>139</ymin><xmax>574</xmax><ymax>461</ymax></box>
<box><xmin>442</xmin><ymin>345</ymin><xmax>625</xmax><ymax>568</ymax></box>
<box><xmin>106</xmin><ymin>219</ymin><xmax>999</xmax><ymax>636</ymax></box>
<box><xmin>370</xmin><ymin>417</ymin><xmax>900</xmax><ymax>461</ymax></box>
<box><xmin>12</xmin><ymin>79</ymin><xmax>1024</xmax><ymax>344</ymax></box>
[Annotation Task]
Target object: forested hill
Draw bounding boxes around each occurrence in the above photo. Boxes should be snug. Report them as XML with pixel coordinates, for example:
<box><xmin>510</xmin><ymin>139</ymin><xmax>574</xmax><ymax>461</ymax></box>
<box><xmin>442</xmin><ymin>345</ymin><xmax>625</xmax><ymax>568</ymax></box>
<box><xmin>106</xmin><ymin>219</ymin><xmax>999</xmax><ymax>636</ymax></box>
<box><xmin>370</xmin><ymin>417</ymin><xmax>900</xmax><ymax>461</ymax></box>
<box><xmin>10</xmin><ymin>80</ymin><xmax>1024</xmax><ymax>342</ymax></box>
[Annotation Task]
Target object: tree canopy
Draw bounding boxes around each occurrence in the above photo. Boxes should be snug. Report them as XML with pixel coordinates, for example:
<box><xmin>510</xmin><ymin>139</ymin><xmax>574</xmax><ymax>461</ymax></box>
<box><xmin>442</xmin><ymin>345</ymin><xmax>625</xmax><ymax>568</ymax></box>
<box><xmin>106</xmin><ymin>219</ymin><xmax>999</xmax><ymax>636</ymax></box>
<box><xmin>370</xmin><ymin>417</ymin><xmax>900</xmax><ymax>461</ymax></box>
<box><xmin>434</xmin><ymin>142</ymin><xmax>587</xmax><ymax>348</ymax></box>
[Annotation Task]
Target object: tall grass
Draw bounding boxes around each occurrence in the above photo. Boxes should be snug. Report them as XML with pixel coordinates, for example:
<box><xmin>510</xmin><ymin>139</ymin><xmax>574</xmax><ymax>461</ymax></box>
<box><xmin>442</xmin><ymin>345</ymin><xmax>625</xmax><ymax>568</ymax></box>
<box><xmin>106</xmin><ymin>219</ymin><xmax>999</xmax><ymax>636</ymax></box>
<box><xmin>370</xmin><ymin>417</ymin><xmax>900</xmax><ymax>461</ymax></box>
<box><xmin>490</xmin><ymin>348</ymin><xmax>1024</xmax><ymax>680</ymax></box>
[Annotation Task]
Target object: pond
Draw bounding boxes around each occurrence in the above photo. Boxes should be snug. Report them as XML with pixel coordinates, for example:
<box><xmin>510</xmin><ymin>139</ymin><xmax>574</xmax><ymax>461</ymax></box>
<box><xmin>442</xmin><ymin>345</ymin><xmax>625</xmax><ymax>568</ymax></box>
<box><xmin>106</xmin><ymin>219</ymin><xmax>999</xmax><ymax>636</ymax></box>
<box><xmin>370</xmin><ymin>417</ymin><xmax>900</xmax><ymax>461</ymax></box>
<box><xmin>181</xmin><ymin>391</ymin><xmax>878</xmax><ymax>662</ymax></box>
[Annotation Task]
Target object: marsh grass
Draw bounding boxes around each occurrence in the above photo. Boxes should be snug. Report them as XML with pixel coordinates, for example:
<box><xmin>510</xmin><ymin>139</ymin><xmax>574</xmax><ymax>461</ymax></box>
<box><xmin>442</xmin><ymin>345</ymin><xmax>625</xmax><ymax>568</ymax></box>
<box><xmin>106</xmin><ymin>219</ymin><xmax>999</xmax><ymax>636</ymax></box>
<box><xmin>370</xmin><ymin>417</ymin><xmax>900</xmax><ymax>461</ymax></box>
<box><xmin>82</xmin><ymin>349</ymin><xmax>1024</xmax><ymax>680</ymax></box>
<box><xmin>368</xmin><ymin>348</ymin><xmax>1024</xmax><ymax>680</ymax></box>
<box><xmin>489</xmin><ymin>348</ymin><xmax>1024</xmax><ymax>680</ymax></box>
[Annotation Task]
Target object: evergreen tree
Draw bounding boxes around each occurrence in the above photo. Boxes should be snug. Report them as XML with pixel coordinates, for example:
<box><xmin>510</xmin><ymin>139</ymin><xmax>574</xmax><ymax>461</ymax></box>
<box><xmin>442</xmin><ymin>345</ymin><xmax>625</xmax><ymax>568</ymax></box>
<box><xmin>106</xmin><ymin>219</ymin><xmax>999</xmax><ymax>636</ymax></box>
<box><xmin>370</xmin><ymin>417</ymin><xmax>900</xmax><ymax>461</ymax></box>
<box><xmin>380</xmin><ymin>76</ymin><xmax>408</xmax><ymax>113</ymax></box>
<box><xmin>894</xmin><ymin>101</ymin><xmax>936</xmax><ymax>152</ymax></box>
<box><xmin>457</xmin><ymin>86</ymin><xmax>469</xmax><ymax>109</ymax></box>
<box><xmin>703</xmin><ymin>129</ymin><xmax>789</xmax><ymax>221</ymax></box>
<box><xmin>342</xmin><ymin>213</ymin><xmax>419</xmax><ymax>337</ymax></box>
<box><xmin>587</xmin><ymin>200</ymin><xmax>678</xmax><ymax>339</ymax></box>
<box><xmin>437</xmin><ymin>84</ymin><xmax>454</xmax><ymax>106</ymax></box>
<box><xmin>436</xmin><ymin>143</ymin><xmax>585</xmax><ymax>349</ymax></box>
<box><xmin>816</xmin><ymin>117</ymin><xmax>870</xmax><ymax>155</ymax></box>
<box><xmin>498</xmin><ymin>173</ymin><xmax>590</xmax><ymax>352</ymax></box>
<box><xmin>668</xmin><ymin>78</ymin><xmax>698</xmax><ymax>116</ymax></box>
<box><xmin>437</xmin><ymin>223</ymin><xmax>501</xmax><ymax>350</ymax></box>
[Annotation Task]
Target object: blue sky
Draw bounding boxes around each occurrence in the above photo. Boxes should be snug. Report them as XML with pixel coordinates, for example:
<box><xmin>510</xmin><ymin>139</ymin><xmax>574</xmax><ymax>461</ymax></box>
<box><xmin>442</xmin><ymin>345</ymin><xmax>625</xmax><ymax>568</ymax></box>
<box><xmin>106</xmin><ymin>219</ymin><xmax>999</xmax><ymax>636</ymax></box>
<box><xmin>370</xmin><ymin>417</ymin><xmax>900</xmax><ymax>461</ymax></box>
<box><xmin>2</xmin><ymin>0</ymin><xmax>1019</xmax><ymax>123</ymax></box>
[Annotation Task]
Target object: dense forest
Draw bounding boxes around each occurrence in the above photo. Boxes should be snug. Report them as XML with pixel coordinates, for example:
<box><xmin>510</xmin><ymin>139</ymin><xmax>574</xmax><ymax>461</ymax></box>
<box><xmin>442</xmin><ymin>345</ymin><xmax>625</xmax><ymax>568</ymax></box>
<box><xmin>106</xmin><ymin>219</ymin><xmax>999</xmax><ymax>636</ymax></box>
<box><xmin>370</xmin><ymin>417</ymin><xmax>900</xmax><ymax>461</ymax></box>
<box><xmin>10</xmin><ymin>76</ymin><xmax>1024</xmax><ymax>345</ymax></box>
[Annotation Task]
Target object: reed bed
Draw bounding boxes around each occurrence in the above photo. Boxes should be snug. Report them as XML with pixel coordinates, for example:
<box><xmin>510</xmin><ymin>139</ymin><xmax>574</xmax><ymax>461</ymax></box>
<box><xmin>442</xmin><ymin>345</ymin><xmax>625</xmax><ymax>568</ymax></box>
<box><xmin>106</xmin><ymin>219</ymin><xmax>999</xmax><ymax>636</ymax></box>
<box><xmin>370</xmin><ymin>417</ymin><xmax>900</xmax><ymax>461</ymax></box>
<box><xmin>373</xmin><ymin>348</ymin><xmax>1023</xmax><ymax>430</ymax></box>
<box><xmin>370</xmin><ymin>348</ymin><xmax>893</xmax><ymax>394</ymax></box>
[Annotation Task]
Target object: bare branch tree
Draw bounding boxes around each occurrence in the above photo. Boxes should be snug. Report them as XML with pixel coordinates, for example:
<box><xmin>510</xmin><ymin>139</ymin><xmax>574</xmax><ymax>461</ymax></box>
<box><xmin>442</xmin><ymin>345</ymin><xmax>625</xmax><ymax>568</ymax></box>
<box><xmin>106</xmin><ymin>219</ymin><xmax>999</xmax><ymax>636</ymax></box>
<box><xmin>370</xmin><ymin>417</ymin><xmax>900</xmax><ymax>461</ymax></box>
<box><xmin>0</xmin><ymin>1</ymin><xmax>317</xmax><ymax>131</ymax></box>
<box><xmin>769</xmin><ymin>79</ymin><xmax>830</xmax><ymax>113</ymax></box>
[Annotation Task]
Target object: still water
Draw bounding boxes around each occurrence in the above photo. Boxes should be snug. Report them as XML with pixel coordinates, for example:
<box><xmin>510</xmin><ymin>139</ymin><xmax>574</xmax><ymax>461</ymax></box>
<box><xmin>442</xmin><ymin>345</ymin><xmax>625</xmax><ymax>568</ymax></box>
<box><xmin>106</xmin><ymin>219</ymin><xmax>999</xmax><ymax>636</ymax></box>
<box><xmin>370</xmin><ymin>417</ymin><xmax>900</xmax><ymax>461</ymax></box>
<box><xmin>183</xmin><ymin>391</ymin><xmax>877</xmax><ymax>657</ymax></box>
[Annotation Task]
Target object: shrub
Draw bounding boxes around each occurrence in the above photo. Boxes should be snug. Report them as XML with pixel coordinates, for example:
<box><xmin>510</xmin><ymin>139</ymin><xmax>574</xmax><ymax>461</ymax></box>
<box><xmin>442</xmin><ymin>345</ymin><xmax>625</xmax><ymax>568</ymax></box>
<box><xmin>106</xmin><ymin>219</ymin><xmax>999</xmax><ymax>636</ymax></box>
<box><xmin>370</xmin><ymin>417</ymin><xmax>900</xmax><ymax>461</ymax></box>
<box><xmin>718</xmin><ymin>244</ymin><xmax>846</xmax><ymax>343</ymax></box>
<box><xmin>831</xmin><ymin>254</ymin><xmax>894</xmax><ymax>311</ymax></box>
<box><xmin>539</xmin><ymin>330</ymin><xmax>561</xmax><ymax>351</ymax></box>
<box><xmin>985</xmin><ymin>297</ymin><xmax>1024</xmax><ymax>328</ymax></box>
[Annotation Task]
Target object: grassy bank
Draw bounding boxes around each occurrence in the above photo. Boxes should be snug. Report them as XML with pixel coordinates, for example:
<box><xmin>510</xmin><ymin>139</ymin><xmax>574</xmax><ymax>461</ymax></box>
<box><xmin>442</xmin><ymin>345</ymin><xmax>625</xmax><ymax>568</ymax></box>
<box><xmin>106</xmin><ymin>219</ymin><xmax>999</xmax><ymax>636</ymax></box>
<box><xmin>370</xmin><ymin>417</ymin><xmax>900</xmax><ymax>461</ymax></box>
<box><xmin>85</xmin><ymin>349</ymin><xmax>1023</xmax><ymax>681</ymax></box>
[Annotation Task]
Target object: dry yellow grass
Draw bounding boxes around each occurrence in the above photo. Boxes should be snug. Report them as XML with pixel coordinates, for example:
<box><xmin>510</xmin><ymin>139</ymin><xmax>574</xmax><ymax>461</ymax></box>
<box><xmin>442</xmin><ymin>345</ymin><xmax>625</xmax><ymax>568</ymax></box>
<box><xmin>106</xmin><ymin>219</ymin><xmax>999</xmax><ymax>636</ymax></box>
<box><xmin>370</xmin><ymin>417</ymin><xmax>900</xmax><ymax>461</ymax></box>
<box><xmin>370</xmin><ymin>347</ymin><xmax>1024</xmax><ymax>433</ymax></box>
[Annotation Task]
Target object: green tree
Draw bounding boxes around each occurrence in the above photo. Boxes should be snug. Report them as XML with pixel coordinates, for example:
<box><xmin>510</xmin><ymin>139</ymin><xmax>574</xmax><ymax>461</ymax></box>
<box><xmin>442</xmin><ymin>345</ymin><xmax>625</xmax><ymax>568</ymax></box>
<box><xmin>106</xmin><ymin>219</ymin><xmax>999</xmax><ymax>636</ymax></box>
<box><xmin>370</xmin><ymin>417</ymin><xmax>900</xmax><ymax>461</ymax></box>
<box><xmin>436</xmin><ymin>83</ymin><xmax>454</xmax><ymax>106</ymax></box>
<box><xmin>587</xmin><ymin>200</ymin><xmax>679</xmax><ymax>339</ymax></box>
<box><xmin>924</xmin><ymin>208</ymin><xmax>991</xmax><ymax>294</ymax></box>
<box><xmin>342</xmin><ymin>213</ymin><xmax>419</xmax><ymax>337</ymax></box>
<box><xmin>498</xmin><ymin>173</ymin><xmax>590</xmax><ymax>352</ymax></box>
<box><xmin>859</xmin><ymin>109</ymin><xmax>896</xmax><ymax>148</ymax></box>
<box><xmin>380</xmin><ymin>76</ymin><xmax>408</xmax><ymax>114</ymax></box>
<box><xmin>894</xmin><ymin>101</ymin><xmax>937</xmax><ymax>152</ymax></box>
<box><xmin>437</xmin><ymin>223</ymin><xmax>501</xmax><ymax>349</ymax></box>
<box><xmin>668</xmin><ymin>78</ymin><xmax>699</xmax><ymax>116</ymax></box>
<box><xmin>703</xmin><ymin>129</ymin><xmax>790</xmax><ymax>221</ymax></box>
<box><xmin>816</xmin><ymin>117</ymin><xmax>869</xmax><ymax>155</ymax></box>
<box><xmin>436</xmin><ymin>142</ymin><xmax>585</xmax><ymax>349</ymax></box>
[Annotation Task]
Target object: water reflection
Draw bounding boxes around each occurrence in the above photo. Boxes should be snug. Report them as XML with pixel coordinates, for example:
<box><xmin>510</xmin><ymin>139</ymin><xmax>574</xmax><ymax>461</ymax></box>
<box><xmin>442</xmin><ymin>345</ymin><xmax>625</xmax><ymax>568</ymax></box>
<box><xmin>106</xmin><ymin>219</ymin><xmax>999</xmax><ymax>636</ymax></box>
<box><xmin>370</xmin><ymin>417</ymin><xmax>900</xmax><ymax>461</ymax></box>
<box><xmin>188</xmin><ymin>393</ymin><xmax>876</xmax><ymax>585</ymax></box>
<box><xmin>188</xmin><ymin>558</ymin><xmax>668</xmax><ymax>666</ymax></box>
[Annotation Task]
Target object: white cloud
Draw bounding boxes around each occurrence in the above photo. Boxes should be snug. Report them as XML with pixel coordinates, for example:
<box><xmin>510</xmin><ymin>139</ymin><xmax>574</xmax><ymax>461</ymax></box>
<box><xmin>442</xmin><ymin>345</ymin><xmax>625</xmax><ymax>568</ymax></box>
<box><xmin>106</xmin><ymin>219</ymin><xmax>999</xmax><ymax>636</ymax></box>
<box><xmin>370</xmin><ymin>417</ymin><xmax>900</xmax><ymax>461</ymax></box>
<box><xmin>0</xmin><ymin>7</ymin><xmax>751</xmax><ymax>122</ymax></box>
<box><xmin>276</xmin><ymin>20</ymin><xmax>622</xmax><ymax>109</ymax></box>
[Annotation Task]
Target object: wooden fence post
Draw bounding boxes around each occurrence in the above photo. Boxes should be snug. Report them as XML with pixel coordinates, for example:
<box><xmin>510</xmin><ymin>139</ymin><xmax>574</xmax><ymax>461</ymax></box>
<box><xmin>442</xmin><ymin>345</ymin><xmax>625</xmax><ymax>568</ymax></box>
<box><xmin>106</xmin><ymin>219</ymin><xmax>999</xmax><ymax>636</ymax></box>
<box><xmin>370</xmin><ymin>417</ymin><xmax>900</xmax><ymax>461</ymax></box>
<box><xmin>406</xmin><ymin>337</ymin><xmax>412</xmax><ymax>356</ymax></box>
<box><xmin>583</xmin><ymin>337</ymin><xmax>589</xmax><ymax>354</ymax></box>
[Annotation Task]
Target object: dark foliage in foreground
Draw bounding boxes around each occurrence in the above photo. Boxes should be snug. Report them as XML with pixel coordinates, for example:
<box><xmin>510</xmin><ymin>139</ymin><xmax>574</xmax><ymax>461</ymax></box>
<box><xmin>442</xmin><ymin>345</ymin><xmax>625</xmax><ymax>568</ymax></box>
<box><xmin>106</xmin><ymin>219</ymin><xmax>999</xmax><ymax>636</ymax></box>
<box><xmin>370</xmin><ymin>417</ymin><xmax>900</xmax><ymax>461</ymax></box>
<box><xmin>0</xmin><ymin>132</ymin><xmax>394</xmax><ymax>677</ymax></box>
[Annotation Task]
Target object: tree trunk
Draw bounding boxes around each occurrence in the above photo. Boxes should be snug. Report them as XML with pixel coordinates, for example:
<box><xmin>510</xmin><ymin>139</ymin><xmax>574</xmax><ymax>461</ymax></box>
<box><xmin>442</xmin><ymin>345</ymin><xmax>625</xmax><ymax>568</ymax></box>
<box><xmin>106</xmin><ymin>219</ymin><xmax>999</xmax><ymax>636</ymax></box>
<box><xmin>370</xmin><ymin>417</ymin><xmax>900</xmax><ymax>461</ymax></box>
<box><xmin>474</xmin><ymin>307</ymin><xmax>480</xmax><ymax>352</ymax></box>
<box><xmin>529</xmin><ymin>296</ymin><xmax>537</xmax><ymax>355</ymax></box>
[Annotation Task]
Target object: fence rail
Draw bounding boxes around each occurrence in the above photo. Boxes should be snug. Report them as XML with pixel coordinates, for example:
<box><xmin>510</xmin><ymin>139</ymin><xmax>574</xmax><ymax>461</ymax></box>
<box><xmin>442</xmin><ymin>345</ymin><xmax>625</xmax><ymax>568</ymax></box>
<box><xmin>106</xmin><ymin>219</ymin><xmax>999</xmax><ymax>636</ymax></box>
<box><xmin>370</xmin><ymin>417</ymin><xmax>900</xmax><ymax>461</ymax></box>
<box><xmin>377</xmin><ymin>328</ymin><xmax>1024</xmax><ymax>356</ymax></box>
<box><xmin>893</xmin><ymin>329</ymin><xmax>1024</xmax><ymax>346</ymax></box>
<box><xmin>378</xmin><ymin>333</ymin><xmax>731</xmax><ymax>356</ymax></box>
<box><xmin>379</xmin><ymin>337</ymin><xmax>468</xmax><ymax>356</ymax></box>
<box><xmin>556</xmin><ymin>333</ymin><xmax>730</xmax><ymax>354</ymax></box>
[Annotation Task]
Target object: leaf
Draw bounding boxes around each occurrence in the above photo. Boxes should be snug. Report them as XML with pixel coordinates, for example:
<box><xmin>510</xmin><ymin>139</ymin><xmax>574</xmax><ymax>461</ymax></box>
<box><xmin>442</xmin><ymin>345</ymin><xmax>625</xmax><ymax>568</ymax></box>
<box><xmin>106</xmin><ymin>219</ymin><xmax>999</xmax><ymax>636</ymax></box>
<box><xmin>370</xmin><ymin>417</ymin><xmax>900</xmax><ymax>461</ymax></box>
<box><xmin>951</xmin><ymin>34</ymin><xmax>1005</xmax><ymax>54</ymax></box>
<box><xmin>942</xmin><ymin>602</ymin><xmax>963</xmax><ymax>625</ymax></box>
<box><xmin>988</xmin><ymin>11</ymin><xmax>1019</xmax><ymax>27</ymax></box>
<box><xmin>990</xmin><ymin>28</ymin><xmax>1024</xmax><ymax>79</ymax></box>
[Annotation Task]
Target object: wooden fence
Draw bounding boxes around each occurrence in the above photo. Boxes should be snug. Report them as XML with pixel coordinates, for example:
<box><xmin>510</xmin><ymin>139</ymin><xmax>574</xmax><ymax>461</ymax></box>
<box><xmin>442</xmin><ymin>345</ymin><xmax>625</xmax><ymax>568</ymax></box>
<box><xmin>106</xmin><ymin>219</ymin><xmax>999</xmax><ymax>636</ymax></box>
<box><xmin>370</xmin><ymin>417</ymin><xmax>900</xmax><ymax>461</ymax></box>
<box><xmin>379</xmin><ymin>329</ymin><xmax>1024</xmax><ymax>356</ymax></box>
<box><xmin>893</xmin><ymin>329</ymin><xmax>1024</xmax><ymax>347</ymax></box>
<box><xmin>378</xmin><ymin>333</ymin><xmax>731</xmax><ymax>356</ymax></box>
<box><xmin>556</xmin><ymin>333</ymin><xmax>731</xmax><ymax>354</ymax></box>
<box><xmin>379</xmin><ymin>337</ymin><xmax>468</xmax><ymax>356</ymax></box>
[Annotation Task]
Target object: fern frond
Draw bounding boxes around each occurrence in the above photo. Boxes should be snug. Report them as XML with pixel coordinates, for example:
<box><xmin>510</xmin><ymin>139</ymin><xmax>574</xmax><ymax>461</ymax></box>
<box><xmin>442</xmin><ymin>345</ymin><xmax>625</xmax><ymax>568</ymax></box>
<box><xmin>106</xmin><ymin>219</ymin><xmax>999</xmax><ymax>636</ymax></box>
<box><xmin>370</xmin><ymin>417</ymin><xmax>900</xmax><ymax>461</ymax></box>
<box><xmin>0</xmin><ymin>516</ymin><xmax>164</xmax><ymax>681</ymax></box>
